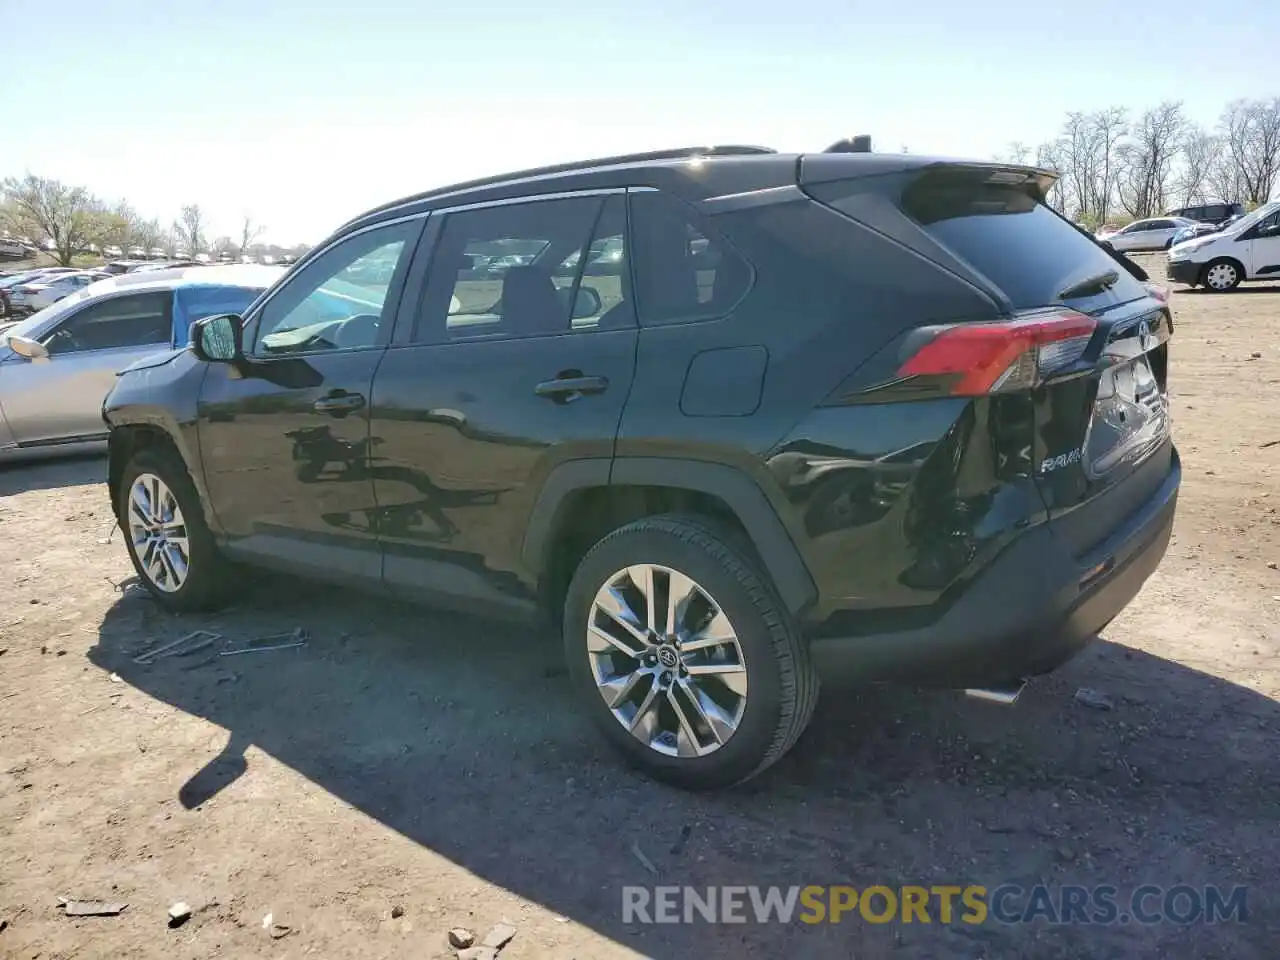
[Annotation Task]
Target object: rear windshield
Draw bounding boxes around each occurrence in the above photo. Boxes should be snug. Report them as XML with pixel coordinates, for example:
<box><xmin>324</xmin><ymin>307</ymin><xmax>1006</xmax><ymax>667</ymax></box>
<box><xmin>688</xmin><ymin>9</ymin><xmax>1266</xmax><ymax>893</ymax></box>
<box><xmin>902</xmin><ymin>180</ymin><xmax>1148</xmax><ymax>312</ymax></box>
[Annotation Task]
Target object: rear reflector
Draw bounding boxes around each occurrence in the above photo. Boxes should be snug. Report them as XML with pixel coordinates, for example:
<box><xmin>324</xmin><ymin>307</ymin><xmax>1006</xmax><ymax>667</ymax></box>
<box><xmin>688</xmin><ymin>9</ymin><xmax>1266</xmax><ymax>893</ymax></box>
<box><xmin>898</xmin><ymin>308</ymin><xmax>1097</xmax><ymax>396</ymax></box>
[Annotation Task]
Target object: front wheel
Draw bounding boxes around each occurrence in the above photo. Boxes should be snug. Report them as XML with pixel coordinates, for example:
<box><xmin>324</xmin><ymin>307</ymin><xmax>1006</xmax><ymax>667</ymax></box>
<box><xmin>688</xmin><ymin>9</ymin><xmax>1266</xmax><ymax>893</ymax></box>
<box><xmin>118</xmin><ymin>446</ymin><xmax>234</xmax><ymax>612</ymax></box>
<box><xmin>563</xmin><ymin>515</ymin><xmax>819</xmax><ymax>789</ymax></box>
<box><xmin>1203</xmin><ymin>259</ymin><xmax>1241</xmax><ymax>292</ymax></box>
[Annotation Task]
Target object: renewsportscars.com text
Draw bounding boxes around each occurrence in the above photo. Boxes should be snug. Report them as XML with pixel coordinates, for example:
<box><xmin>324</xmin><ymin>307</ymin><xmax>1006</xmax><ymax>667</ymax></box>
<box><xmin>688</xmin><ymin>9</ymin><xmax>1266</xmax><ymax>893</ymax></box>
<box><xmin>622</xmin><ymin>884</ymin><xmax>1248</xmax><ymax>926</ymax></box>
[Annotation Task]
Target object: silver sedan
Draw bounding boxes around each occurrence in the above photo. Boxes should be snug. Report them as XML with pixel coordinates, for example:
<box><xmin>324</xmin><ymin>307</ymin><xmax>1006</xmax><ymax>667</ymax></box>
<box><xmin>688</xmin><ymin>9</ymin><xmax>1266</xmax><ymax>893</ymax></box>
<box><xmin>0</xmin><ymin>264</ymin><xmax>284</xmax><ymax>461</ymax></box>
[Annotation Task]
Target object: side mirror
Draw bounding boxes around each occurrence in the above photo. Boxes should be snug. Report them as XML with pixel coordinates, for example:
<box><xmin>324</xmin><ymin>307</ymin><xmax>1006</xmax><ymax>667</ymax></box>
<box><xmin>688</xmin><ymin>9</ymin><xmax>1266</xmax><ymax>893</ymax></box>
<box><xmin>7</xmin><ymin>335</ymin><xmax>49</xmax><ymax>361</ymax></box>
<box><xmin>571</xmin><ymin>286</ymin><xmax>603</xmax><ymax>320</ymax></box>
<box><xmin>190</xmin><ymin>313</ymin><xmax>244</xmax><ymax>363</ymax></box>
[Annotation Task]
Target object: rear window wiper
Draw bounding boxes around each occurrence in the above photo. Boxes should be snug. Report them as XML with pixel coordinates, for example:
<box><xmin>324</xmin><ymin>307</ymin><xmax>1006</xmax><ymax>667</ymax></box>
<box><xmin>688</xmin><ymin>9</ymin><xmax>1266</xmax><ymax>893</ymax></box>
<box><xmin>1058</xmin><ymin>269</ymin><xmax>1119</xmax><ymax>301</ymax></box>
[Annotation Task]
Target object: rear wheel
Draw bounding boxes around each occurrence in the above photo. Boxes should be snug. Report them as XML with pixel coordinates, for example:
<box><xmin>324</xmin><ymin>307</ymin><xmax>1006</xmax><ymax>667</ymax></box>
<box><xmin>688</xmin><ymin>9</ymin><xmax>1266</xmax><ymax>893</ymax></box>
<box><xmin>1203</xmin><ymin>259</ymin><xmax>1241</xmax><ymax>292</ymax></box>
<box><xmin>118</xmin><ymin>446</ymin><xmax>233</xmax><ymax>612</ymax></box>
<box><xmin>563</xmin><ymin>515</ymin><xmax>819</xmax><ymax>789</ymax></box>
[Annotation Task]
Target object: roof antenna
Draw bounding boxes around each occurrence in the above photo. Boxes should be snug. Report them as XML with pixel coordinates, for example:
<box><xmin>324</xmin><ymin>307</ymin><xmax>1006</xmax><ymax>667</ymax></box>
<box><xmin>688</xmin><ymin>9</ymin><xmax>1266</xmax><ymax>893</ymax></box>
<box><xmin>824</xmin><ymin>135</ymin><xmax>872</xmax><ymax>154</ymax></box>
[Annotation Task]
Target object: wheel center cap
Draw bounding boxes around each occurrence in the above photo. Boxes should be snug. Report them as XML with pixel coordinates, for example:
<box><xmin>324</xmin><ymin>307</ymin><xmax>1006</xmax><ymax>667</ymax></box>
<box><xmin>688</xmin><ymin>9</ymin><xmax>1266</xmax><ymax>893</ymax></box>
<box><xmin>656</xmin><ymin>645</ymin><xmax>679</xmax><ymax>669</ymax></box>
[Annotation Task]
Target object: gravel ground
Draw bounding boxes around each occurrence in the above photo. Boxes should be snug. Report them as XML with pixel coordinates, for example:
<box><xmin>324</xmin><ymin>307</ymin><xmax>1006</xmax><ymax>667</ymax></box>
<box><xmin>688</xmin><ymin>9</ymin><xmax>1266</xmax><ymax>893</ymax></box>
<box><xmin>1</xmin><ymin>254</ymin><xmax>1277</xmax><ymax>959</ymax></box>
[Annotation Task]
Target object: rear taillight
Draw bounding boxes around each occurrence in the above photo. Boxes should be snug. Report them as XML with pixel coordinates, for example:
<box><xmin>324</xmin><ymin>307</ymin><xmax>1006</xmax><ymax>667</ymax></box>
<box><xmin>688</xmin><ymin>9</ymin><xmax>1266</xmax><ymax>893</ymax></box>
<box><xmin>898</xmin><ymin>308</ymin><xmax>1097</xmax><ymax>396</ymax></box>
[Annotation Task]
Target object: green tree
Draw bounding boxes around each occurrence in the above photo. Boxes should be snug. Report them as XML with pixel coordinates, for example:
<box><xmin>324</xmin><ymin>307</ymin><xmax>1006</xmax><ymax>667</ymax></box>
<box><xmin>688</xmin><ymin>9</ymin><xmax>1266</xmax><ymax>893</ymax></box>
<box><xmin>0</xmin><ymin>174</ymin><xmax>109</xmax><ymax>266</ymax></box>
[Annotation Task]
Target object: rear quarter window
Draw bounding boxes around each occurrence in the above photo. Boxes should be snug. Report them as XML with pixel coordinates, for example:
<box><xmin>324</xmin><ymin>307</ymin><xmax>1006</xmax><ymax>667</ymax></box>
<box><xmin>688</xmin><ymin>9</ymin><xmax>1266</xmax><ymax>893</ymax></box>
<box><xmin>901</xmin><ymin>179</ymin><xmax>1148</xmax><ymax>311</ymax></box>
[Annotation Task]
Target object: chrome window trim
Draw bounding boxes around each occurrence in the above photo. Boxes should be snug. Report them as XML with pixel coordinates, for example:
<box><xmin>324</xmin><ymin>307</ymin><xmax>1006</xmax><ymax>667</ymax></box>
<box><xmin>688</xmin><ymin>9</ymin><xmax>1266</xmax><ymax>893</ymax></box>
<box><xmin>428</xmin><ymin>186</ymin><xmax>628</xmax><ymax>217</ymax></box>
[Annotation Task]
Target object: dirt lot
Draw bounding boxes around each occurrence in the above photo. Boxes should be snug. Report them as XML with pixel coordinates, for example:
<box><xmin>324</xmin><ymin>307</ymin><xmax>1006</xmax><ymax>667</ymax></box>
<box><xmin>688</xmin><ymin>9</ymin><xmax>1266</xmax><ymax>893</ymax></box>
<box><xmin>1</xmin><ymin>254</ymin><xmax>1277</xmax><ymax>959</ymax></box>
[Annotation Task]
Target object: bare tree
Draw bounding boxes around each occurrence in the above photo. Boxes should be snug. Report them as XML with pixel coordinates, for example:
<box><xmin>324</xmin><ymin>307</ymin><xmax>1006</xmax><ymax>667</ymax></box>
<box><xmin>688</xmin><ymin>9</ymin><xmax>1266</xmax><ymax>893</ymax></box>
<box><xmin>1000</xmin><ymin>141</ymin><xmax>1031</xmax><ymax>165</ymax></box>
<box><xmin>1057</xmin><ymin>109</ymin><xmax>1127</xmax><ymax>225</ymax></box>
<box><xmin>173</xmin><ymin>204</ymin><xmax>206</xmax><ymax>256</ymax></box>
<box><xmin>0</xmin><ymin>174</ymin><xmax>108</xmax><ymax>266</ymax></box>
<box><xmin>134</xmin><ymin>218</ymin><xmax>164</xmax><ymax>254</ymax></box>
<box><xmin>1034</xmin><ymin>140</ymin><xmax>1068</xmax><ymax>214</ymax></box>
<box><xmin>1116</xmin><ymin>102</ymin><xmax>1186</xmax><ymax>219</ymax></box>
<box><xmin>1091</xmin><ymin>107</ymin><xmax>1128</xmax><ymax>225</ymax></box>
<box><xmin>1176</xmin><ymin>129</ymin><xmax>1220</xmax><ymax>204</ymax></box>
<box><xmin>1220</xmin><ymin>98</ymin><xmax>1280</xmax><ymax>205</ymax></box>
<box><xmin>239</xmin><ymin>214</ymin><xmax>265</xmax><ymax>258</ymax></box>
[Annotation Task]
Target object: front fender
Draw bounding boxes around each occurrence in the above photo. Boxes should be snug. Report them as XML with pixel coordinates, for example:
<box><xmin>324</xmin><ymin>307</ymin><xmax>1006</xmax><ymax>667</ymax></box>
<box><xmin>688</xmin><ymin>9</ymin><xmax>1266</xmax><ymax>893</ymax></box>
<box><xmin>105</xmin><ymin>350</ymin><xmax>216</xmax><ymax>530</ymax></box>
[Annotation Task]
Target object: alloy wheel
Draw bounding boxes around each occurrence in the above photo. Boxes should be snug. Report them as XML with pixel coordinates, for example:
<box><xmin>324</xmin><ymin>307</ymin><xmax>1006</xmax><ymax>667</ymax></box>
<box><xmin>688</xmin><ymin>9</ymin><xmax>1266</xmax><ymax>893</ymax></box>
<box><xmin>127</xmin><ymin>473</ymin><xmax>190</xmax><ymax>592</ymax></box>
<box><xmin>586</xmin><ymin>564</ymin><xmax>748</xmax><ymax>758</ymax></box>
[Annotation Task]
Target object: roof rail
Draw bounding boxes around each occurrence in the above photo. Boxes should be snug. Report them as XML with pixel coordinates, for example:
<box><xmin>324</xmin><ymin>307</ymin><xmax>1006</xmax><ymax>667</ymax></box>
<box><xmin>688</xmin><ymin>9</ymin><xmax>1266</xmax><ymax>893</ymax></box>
<box><xmin>350</xmin><ymin>145</ymin><xmax>778</xmax><ymax>225</ymax></box>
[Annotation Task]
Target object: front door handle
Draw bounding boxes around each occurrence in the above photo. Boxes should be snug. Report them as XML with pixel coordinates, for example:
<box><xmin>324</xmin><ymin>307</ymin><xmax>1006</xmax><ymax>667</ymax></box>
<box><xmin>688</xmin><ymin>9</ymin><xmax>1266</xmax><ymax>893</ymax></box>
<box><xmin>534</xmin><ymin>374</ymin><xmax>608</xmax><ymax>404</ymax></box>
<box><xmin>313</xmin><ymin>391</ymin><xmax>366</xmax><ymax>416</ymax></box>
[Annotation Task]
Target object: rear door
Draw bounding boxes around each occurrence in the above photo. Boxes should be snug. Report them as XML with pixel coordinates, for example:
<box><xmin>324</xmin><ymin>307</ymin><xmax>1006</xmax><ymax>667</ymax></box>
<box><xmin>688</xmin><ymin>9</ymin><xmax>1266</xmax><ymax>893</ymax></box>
<box><xmin>1</xmin><ymin>291</ymin><xmax>172</xmax><ymax>446</ymax></box>
<box><xmin>899</xmin><ymin>171</ymin><xmax>1173</xmax><ymax>555</ymax></box>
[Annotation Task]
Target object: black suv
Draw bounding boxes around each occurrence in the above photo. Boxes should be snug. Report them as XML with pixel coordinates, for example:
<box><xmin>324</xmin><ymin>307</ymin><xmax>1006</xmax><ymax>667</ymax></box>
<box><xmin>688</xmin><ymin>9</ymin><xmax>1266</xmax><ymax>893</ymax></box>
<box><xmin>103</xmin><ymin>145</ymin><xmax>1180</xmax><ymax>788</ymax></box>
<box><xmin>1165</xmin><ymin>201</ymin><xmax>1245</xmax><ymax>226</ymax></box>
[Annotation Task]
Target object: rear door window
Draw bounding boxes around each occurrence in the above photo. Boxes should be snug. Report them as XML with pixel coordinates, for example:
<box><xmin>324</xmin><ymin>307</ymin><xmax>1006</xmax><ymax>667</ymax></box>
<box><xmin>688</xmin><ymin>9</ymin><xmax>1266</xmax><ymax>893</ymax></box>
<box><xmin>901</xmin><ymin>178</ymin><xmax>1148</xmax><ymax>312</ymax></box>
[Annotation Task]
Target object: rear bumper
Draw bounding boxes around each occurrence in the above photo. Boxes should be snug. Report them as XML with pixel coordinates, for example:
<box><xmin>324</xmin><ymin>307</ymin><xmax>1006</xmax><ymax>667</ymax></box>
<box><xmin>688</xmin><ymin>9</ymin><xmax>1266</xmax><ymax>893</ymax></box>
<box><xmin>1166</xmin><ymin>259</ymin><xmax>1202</xmax><ymax>285</ymax></box>
<box><xmin>809</xmin><ymin>450</ymin><xmax>1180</xmax><ymax>687</ymax></box>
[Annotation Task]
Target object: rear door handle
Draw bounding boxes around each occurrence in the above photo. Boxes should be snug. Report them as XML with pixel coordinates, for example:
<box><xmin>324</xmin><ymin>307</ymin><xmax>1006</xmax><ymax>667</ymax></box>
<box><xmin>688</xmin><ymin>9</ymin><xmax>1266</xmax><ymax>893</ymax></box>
<box><xmin>313</xmin><ymin>392</ymin><xmax>366</xmax><ymax>415</ymax></box>
<box><xmin>534</xmin><ymin>375</ymin><xmax>608</xmax><ymax>403</ymax></box>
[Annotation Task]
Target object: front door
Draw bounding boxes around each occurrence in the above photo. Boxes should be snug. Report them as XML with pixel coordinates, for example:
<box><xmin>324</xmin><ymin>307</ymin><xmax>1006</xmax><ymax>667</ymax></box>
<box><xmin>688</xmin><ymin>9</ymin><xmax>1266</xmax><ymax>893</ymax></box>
<box><xmin>1</xmin><ymin>290</ymin><xmax>172</xmax><ymax>447</ymax></box>
<box><xmin>197</xmin><ymin>217</ymin><xmax>424</xmax><ymax>586</ymax></box>
<box><xmin>369</xmin><ymin>193</ymin><xmax>637</xmax><ymax>616</ymax></box>
<box><xmin>1242</xmin><ymin>208</ymin><xmax>1280</xmax><ymax>278</ymax></box>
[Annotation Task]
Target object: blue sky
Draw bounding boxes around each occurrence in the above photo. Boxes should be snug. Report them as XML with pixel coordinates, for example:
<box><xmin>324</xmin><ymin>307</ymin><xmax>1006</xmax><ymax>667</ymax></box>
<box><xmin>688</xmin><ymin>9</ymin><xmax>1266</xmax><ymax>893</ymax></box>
<box><xmin>2</xmin><ymin>0</ymin><xmax>1276</xmax><ymax>244</ymax></box>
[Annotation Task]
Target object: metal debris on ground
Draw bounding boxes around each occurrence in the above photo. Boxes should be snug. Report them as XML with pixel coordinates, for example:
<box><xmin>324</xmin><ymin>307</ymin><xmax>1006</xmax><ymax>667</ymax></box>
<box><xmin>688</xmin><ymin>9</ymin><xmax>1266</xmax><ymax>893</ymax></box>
<box><xmin>456</xmin><ymin>925</ymin><xmax>517</xmax><ymax>960</ymax></box>
<box><xmin>59</xmin><ymin>899</ymin><xmax>127</xmax><ymax>917</ymax></box>
<box><xmin>1073</xmin><ymin>687</ymin><xmax>1114</xmax><ymax>711</ymax></box>
<box><xmin>133</xmin><ymin>630</ymin><xmax>223</xmax><ymax>665</ymax></box>
<box><xmin>481</xmin><ymin>923</ymin><xmax>517</xmax><ymax>950</ymax></box>
<box><xmin>167</xmin><ymin>902</ymin><xmax>192</xmax><ymax>927</ymax></box>
<box><xmin>219</xmin><ymin>628</ymin><xmax>309</xmax><ymax>657</ymax></box>
<box><xmin>670</xmin><ymin>824</ymin><xmax>693</xmax><ymax>855</ymax></box>
<box><xmin>630</xmin><ymin>842</ymin><xmax>659</xmax><ymax>876</ymax></box>
<box><xmin>448</xmin><ymin>927</ymin><xmax>476</xmax><ymax>948</ymax></box>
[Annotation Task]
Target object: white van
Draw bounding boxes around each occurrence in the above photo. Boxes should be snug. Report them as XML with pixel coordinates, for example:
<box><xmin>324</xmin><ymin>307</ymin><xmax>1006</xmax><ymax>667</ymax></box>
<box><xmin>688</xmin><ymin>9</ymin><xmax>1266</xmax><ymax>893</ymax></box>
<box><xmin>1166</xmin><ymin>200</ymin><xmax>1280</xmax><ymax>291</ymax></box>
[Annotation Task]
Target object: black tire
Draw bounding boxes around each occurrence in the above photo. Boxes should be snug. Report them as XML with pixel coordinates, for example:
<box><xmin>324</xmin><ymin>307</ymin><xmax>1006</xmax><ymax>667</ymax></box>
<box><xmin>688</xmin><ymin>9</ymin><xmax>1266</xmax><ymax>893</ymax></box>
<box><xmin>118</xmin><ymin>444</ymin><xmax>234</xmax><ymax>612</ymax></box>
<box><xmin>563</xmin><ymin>514</ymin><xmax>819</xmax><ymax>789</ymax></box>
<box><xmin>1201</xmin><ymin>258</ymin><xmax>1242</xmax><ymax>292</ymax></box>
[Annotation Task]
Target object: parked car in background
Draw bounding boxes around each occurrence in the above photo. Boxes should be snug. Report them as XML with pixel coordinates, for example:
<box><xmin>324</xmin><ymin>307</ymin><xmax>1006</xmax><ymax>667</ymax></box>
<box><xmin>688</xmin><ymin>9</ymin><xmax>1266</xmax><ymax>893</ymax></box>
<box><xmin>8</xmin><ymin>271</ymin><xmax>110</xmax><ymax>315</ymax></box>
<box><xmin>1097</xmin><ymin>217</ymin><xmax>1198</xmax><ymax>251</ymax></box>
<box><xmin>101</xmin><ymin>144</ymin><xmax>1179</xmax><ymax>788</ymax></box>
<box><xmin>0</xmin><ymin>264</ymin><xmax>284</xmax><ymax>461</ymax></box>
<box><xmin>0</xmin><ymin>272</ymin><xmax>46</xmax><ymax>317</ymax></box>
<box><xmin>1165</xmin><ymin>202</ymin><xmax>1244</xmax><ymax>227</ymax></box>
<box><xmin>0</xmin><ymin>238</ymin><xmax>40</xmax><ymax>261</ymax></box>
<box><xmin>1</xmin><ymin>268</ymin><xmax>85</xmax><ymax>315</ymax></box>
<box><xmin>1170</xmin><ymin>221</ymin><xmax>1221</xmax><ymax>247</ymax></box>
<box><xmin>1167</xmin><ymin>199</ymin><xmax>1280</xmax><ymax>291</ymax></box>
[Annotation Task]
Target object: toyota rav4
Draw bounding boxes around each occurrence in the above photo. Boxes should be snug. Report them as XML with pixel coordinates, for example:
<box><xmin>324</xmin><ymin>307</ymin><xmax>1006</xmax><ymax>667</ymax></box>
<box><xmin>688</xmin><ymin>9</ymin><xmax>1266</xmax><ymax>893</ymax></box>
<box><xmin>103</xmin><ymin>143</ymin><xmax>1180</xmax><ymax>789</ymax></box>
